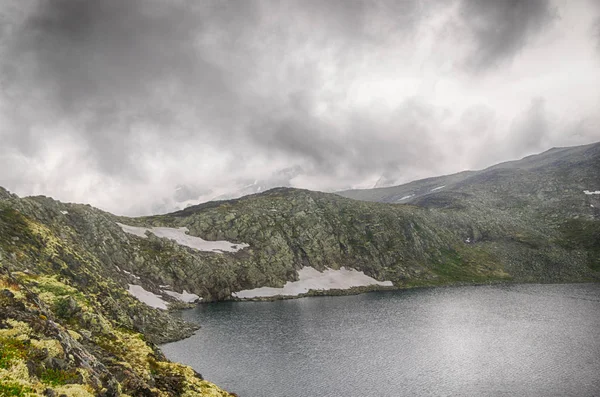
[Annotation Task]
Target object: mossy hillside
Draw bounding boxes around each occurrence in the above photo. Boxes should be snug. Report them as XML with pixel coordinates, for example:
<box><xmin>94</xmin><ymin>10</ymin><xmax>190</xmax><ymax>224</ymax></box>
<box><xmin>0</xmin><ymin>279</ymin><xmax>98</xmax><ymax>396</ymax></box>
<box><xmin>558</xmin><ymin>218</ymin><xmax>600</xmax><ymax>271</ymax></box>
<box><xmin>4</xmin><ymin>183</ymin><xmax>596</xmax><ymax>307</ymax></box>
<box><xmin>118</xmin><ymin>187</ymin><xmax>592</xmax><ymax>301</ymax></box>
<box><xmin>1</xmin><ymin>176</ymin><xmax>597</xmax><ymax>308</ymax></box>
<box><xmin>0</xmin><ymin>204</ymin><xmax>196</xmax><ymax>344</ymax></box>
<box><xmin>336</xmin><ymin>142</ymin><xmax>600</xmax><ymax>282</ymax></box>
<box><xmin>0</xmin><ymin>203</ymin><xmax>235</xmax><ymax>394</ymax></box>
<box><xmin>0</xmin><ymin>269</ymin><xmax>236</xmax><ymax>397</ymax></box>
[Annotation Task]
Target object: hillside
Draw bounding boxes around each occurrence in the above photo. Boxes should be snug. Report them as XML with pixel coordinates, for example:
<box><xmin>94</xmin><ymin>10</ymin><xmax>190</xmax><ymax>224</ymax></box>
<box><xmin>338</xmin><ymin>142</ymin><xmax>600</xmax><ymax>208</ymax></box>
<box><xmin>0</xmin><ymin>191</ymin><xmax>235</xmax><ymax>396</ymax></box>
<box><xmin>0</xmin><ymin>142</ymin><xmax>599</xmax><ymax>395</ymax></box>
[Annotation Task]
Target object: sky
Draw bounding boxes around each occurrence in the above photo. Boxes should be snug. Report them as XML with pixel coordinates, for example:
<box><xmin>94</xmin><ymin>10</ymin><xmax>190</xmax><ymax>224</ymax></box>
<box><xmin>1</xmin><ymin>0</ymin><xmax>599</xmax><ymax>216</ymax></box>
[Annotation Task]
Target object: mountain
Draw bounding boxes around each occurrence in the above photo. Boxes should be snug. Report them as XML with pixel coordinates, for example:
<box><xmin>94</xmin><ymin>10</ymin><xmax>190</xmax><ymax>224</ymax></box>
<box><xmin>338</xmin><ymin>142</ymin><xmax>600</xmax><ymax>206</ymax></box>
<box><xmin>0</xmin><ymin>189</ymin><xmax>235</xmax><ymax>396</ymax></box>
<box><xmin>211</xmin><ymin>166</ymin><xmax>304</xmax><ymax>202</ymax></box>
<box><xmin>1</xmin><ymin>142</ymin><xmax>599</xmax><ymax>395</ymax></box>
<box><xmin>162</xmin><ymin>166</ymin><xmax>304</xmax><ymax>215</ymax></box>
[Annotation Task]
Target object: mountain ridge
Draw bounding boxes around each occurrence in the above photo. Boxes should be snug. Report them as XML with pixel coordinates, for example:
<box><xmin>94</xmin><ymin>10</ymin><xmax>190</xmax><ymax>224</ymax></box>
<box><xmin>0</xmin><ymin>141</ymin><xmax>599</xmax><ymax>395</ymax></box>
<box><xmin>337</xmin><ymin>141</ymin><xmax>600</xmax><ymax>204</ymax></box>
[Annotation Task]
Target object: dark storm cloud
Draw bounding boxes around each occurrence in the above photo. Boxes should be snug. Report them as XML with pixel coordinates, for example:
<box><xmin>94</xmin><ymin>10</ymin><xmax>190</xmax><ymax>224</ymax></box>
<box><xmin>2</xmin><ymin>0</ymin><xmax>258</xmax><ymax>175</ymax></box>
<box><xmin>459</xmin><ymin>0</ymin><xmax>556</xmax><ymax>70</ymax></box>
<box><xmin>12</xmin><ymin>0</ymin><xmax>253</xmax><ymax>114</ymax></box>
<box><xmin>1</xmin><ymin>0</ymin><xmax>552</xmax><ymax>175</ymax></box>
<box><xmin>2</xmin><ymin>0</ymin><xmax>426</xmax><ymax>121</ymax></box>
<box><xmin>1</xmin><ymin>0</ymin><xmax>446</xmax><ymax>180</ymax></box>
<box><xmin>288</xmin><ymin>0</ymin><xmax>432</xmax><ymax>43</ymax></box>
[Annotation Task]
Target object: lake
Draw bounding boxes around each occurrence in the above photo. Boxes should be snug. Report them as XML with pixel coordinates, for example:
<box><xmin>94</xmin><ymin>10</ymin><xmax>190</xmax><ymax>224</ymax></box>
<box><xmin>161</xmin><ymin>284</ymin><xmax>600</xmax><ymax>397</ymax></box>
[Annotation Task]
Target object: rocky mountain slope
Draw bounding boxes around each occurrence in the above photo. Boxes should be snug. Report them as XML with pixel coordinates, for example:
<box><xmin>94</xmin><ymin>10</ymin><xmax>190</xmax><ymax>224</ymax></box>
<box><xmin>339</xmin><ymin>142</ymin><xmax>600</xmax><ymax>207</ymax></box>
<box><xmin>0</xmin><ymin>142</ymin><xmax>599</xmax><ymax>395</ymax></box>
<box><xmin>337</xmin><ymin>142</ymin><xmax>600</xmax><ymax>275</ymax></box>
<box><xmin>0</xmin><ymin>193</ymin><xmax>235</xmax><ymax>396</ymax></box>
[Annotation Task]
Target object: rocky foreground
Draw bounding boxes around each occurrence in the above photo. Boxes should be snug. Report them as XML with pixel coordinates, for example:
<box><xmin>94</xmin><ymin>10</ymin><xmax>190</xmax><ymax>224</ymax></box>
<box><xmin>0</xmin><ymin>142</ymin><xmax>599</xmax><ymax>395</ymax></box>
<box><xmin>0</xmin><ymin>202</ymin><xmax>235</xmax><ymax>396</ymax></box>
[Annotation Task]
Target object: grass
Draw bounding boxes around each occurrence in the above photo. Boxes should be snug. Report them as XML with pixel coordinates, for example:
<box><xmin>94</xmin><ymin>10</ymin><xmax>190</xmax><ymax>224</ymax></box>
<box><xmin>559</xmin><ymin>219</ymin><xmax>600</xmax><ymax>271</ymax></box>
<box><xmin>430</xmin><ymin>247</ymin><xmax>509</xmax><ymax>283</ymax></box>
<box><xmin>433</xmin><ymin>249</ymin><xmax>478</xmax><ymax>281</ymax></box>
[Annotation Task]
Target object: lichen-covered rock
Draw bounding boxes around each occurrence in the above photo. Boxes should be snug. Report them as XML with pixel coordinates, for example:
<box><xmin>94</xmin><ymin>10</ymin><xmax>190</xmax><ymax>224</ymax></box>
<box><xmin>0</xmin><ymin>268</ymin><xmax>234</xmax><ymax>397</ymax></box>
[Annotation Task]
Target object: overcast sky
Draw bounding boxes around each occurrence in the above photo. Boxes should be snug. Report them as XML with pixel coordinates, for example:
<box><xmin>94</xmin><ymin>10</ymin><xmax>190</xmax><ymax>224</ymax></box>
<box><xmin>1</xmin><ymin>0</ymin><xmax>599</xmax><ymax>215</ymax></box>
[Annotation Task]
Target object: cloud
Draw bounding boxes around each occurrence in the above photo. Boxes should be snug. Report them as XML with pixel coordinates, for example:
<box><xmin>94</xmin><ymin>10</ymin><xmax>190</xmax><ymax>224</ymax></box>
<box><xmin>0</xmin><ymin>0</ymin><xmax>598</xmax><ymax>215</ymax></box>
<box><xmin>9</xmin><ymin>0</ymin><xmax>252</xmax><ymax>113</ymax></box>
<box><xmin>590</xmin><ymin>0</ymin><xmax>600</xmax><ymax>52</ymax></box>
<box><xmin>459</xmin><ymin>0</ymin><xmax>556</xmax><ymax>70</ymax></box>
<box><xmin>594</xmin><ymin>17</ymin><xmax>600</xmax><ymax>52</ymax></box>
<box><xmin>508</xmin><ymin>97</ymin><xmax>549</xmax><ymax>154</ymax></box>
<box><xmin>1</xmin><ymin>0</ymin><xmax>254</xmax><ymax>173</ymax></box>
<box><xmin>1</xmin><ymin>0</ymin><xmax>447</xmax><ymax>179</ymax></box>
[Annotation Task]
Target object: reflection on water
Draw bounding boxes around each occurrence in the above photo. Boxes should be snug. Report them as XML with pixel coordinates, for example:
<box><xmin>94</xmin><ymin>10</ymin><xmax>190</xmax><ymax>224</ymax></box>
<box><xmin>162</xmin><ymin>284</ymin><xmax>600</xmax><ymax>397</ymax></box>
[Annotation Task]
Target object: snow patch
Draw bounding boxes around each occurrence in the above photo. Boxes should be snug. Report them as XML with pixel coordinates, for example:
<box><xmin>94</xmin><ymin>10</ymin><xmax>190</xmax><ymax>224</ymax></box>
<box><xmin>430</xmin><ymin>185</ymin><xmax>446</xmax><ymax>192</ymax></box>
<box><xmin>583</xmin><ymin>190</ymin><xmax>600</xmax><ymax>195</ymax></box>
<box><xmin>116</xmin><ymin>223</ymin><xmax>249</xmax><ymax>253</ymax></box>
<box><xmin>162</xmin><ymin>289</ymin><xmax>201</xmax><ymax>303</ymax></box>
<box><xmin>399</xmin><ymin>195</ymin><xmax>414</xmax><ymax>201</ymax></box>
<box><xmin>117</xmin><ymin>223</ymin><xmax>149</xmax><ymax>238</ymax></box>
<box><xmin>122</xmin><ymin>269</ymin><xmax>140</xmax><ymax>280</ymax></box>
<box><xmin>60</xmin><ymin>210</ymin><xmax>69</xmax><ymax>215</ymax></box>
<box><xmin>232</xmin><ymin>267</ymin><xmax>394</xmax><ymax>299</ymax></box>
<box><xmin>128</xmin><ymin>284</ymin><xmax>168</xmax><ymax>310</ymax></box>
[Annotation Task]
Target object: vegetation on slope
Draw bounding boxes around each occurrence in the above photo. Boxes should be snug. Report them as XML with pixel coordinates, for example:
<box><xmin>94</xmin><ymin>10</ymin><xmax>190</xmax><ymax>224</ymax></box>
<box><xmin>0</xmin><ymin>202</ymin><xmax>235</xmax><ymax>396</ymax></box>
<box><xmin>0</xmin><ymin>268</ymin><xmax>235</xmax><ymax>396</ymax></box>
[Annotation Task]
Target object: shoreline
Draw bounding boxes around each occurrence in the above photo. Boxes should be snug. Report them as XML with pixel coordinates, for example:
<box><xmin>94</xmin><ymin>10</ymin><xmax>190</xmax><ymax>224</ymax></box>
<box><xmin>160</xmin><ymin>278</ymin><xmax>599</xmax><ymax>346</ymax></box>
<box><xmin>174</xmin><ymin>277</ymin><xmax>600</xmax><ymax>307</ymax></box>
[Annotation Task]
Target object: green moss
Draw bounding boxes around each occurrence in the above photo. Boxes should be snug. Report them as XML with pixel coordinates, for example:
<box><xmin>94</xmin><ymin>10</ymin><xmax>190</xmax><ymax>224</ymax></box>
<box><xmin>510</xmin><ymin>232</ymin><xmax>545</xmax><ymax>249</ymax></box>
<box><xmin>431</xmin><ymin>248</ymin><xmax>509</xmax><ymax>283</ymax></box>
<box><xmin>433</xmin><ymin>249</ymin><xmax>470</xmax><ymax>280</ymax></box>
<box><xmin>0</xmin><ymin>382</ymin><xmax>32</xmax><ymax>397</ymax></box>
<box><xmin>39</xmin><ymin>368</ymin><xmax>79</xmax><ymax>387</ymax></box>
<box><xmin>0</xmin><ymin>208</ymin><xmax>38</xmax><ymax>256</ymax></box>
<box><xmin>0</xmin><ymin>338</ymin><xmax>28</xmax><ymax>369</ymax></box>
<box><xmin>35</xmin><ymin>281</ymin><xmax>74</xmax><ymax>297</ymax></box>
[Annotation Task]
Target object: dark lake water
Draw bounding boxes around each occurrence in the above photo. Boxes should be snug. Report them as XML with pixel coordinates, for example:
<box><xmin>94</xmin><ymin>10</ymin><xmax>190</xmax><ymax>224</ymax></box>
<box><xmin>161</xmin><ymin>284</ymin><xmax>600</xmax><ymax>397</ymax></box>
